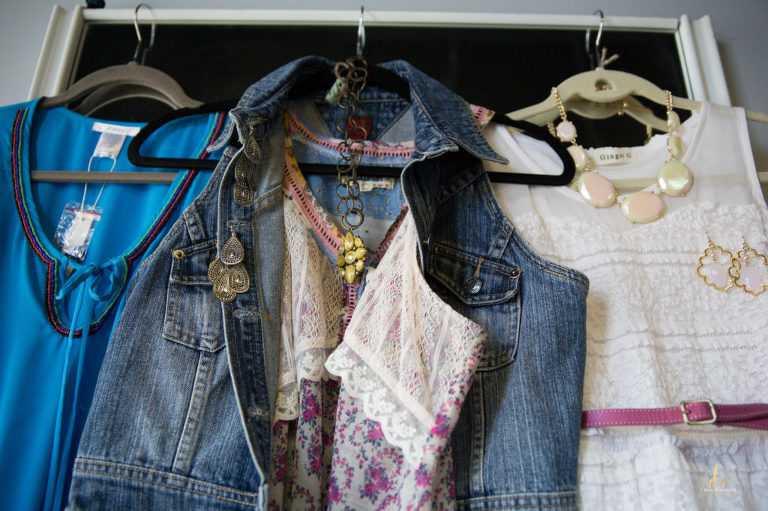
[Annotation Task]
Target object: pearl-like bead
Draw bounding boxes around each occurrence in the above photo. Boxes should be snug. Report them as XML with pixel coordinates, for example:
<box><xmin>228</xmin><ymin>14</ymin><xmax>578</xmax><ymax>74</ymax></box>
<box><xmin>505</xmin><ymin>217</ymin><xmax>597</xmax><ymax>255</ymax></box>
<box><xmin>658</xmin><ymin>160</ymin><xmax>693</xmax><ymax>197</ymax></box>
<box><xmin>620</xmin><ymin>191</ymin><xmax>665</xmax><ymax>223</ymax></box>
<box><xmin>556</xmin><ymin>120</ymin><xmax>577</xmax><ymax>142</ymax></box>
<box><xmin>577</xmin><ymin>172</ymin><xmax>616</xmax><ymax>208</ymax></box>
<box><xmin>667</xmin><ymin>135</ymin><xmax>683</xmax><ymax>159</ymax></box>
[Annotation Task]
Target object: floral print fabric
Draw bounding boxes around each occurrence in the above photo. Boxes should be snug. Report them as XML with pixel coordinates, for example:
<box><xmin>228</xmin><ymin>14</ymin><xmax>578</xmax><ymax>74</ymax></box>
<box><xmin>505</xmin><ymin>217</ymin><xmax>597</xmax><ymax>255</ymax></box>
<box><xmin>269</xmin><ymin>123</ymin><xmax>485</xmax><ymax>509</ymax></box>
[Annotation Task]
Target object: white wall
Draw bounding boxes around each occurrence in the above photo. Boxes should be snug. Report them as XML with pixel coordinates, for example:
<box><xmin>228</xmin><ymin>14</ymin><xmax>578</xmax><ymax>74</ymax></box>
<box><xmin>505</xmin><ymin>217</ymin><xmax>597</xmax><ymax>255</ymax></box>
<box><xmin>2</xmin><ymin>0</ymin><xmax>767</xmax><ymax>192</ymax></box>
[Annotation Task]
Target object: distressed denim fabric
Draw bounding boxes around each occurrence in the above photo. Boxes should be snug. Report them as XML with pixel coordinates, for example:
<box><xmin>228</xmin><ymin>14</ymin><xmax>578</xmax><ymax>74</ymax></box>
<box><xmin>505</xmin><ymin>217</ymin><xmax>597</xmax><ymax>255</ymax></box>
<box><xmin>68</xmin><ymin>56</ymin><xmax>588</xmax><ymax>510</ymax></box>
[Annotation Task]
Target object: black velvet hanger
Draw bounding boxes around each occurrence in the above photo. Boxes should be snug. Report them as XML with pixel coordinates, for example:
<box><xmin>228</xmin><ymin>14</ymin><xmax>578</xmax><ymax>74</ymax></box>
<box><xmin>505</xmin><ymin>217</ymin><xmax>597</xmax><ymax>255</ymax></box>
<box><xmin>127</xmin><ymin>67</ymin><xmax>574</xmax><ymax>185</ymax></box>
<box><xmin>485</xmin><ymin>116</ymin><xmax>575</xmax><ymax>185</ymax></box>
<box><xmin>127</xmin><ymin>99</ymin><xmax>236</xmax><ymax>171</ymax></box>
<box><xmin>127</xmin><ymin>64</ymin><xmax>411</xmax><ymax>172</ymax></box>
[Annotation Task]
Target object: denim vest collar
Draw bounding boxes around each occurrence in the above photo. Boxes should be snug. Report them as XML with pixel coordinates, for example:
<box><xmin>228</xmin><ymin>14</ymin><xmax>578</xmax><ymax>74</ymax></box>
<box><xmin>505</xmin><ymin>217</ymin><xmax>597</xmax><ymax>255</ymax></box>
<box><xmin>209</xmin><ymin>56</ymin><xmax>506</xmax><ymax>165</ymax></box>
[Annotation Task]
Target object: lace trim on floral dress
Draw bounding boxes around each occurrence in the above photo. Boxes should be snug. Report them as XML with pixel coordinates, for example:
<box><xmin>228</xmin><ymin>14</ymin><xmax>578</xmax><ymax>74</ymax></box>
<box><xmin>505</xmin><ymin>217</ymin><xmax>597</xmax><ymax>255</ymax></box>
<box><xmin>274</xmin><ymin>198</ymin><xmax>345</xmax><ymax>421</ymax></box>
<box><xmin>325</xmin><ymin>213</ymin><xmax>485</xmax><ymax>509</ymax></box>
<box><xmin>270</xmin><ymin>197</ymin><xmax>346</xmax><ymax>511</ymax></box>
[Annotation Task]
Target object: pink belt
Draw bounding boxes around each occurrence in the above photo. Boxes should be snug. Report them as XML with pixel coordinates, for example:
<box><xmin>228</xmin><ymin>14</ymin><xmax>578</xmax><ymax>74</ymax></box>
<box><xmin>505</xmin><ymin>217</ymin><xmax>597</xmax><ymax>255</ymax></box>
<box><xmin>582</xmin><ymin>400</ymin><xmax>768</xmax><ymax>430</ymax></box>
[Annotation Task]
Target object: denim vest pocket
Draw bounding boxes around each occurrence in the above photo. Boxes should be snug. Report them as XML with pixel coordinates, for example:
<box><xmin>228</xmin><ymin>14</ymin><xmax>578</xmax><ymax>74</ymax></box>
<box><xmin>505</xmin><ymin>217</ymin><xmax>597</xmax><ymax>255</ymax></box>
<box><xmin>429</xmin><ymin>243</ymin><xmax>521</xmax><ymax>370</ymax></box>
<box><xmin>163</xmin><ymin>239</ymin><xmax>225</xmax><ymax>353</ymax></box>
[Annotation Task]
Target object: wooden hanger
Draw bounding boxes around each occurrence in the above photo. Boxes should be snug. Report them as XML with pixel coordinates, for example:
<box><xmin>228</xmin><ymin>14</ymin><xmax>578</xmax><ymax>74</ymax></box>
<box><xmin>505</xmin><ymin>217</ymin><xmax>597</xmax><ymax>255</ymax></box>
<box><xmin>508</xmin><ymin>10</ymin><xmax>768</xmax><ymax>129</ymax></box>
<box><xmin>507</xmin><ymin>65</ymin><xmax>768</xmax><ymax>128</ymax></box>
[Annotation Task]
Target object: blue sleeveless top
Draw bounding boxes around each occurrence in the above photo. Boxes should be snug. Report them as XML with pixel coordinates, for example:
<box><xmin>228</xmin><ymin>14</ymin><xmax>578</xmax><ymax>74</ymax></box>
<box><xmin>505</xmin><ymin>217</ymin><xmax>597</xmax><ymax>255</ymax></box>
<box><xmin>0</xmin><ymin>99</ymin><xmax>224</xmax><ymax>510</ymax></box>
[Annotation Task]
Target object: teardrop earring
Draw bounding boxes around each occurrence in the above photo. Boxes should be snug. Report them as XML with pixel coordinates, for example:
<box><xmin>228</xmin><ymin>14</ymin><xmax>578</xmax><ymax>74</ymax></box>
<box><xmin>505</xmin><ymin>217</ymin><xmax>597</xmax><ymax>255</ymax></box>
<box><xmin>208</xmin><ymin>231</ymin><xmax>250</xmax><ymax>302</ymax></box>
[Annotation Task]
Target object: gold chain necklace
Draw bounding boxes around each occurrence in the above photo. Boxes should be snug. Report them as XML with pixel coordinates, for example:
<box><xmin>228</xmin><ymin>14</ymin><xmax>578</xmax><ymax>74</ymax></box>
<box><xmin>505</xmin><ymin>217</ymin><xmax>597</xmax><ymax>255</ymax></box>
<box><xmin>552</xmin><ymin>87</ymin><xmax>693</xmax><ymax>223</ymax></box>
<box><xmin>332</xmin><ymin>56</ymin><xmax>369</xmax><ymax>283</ymax></box>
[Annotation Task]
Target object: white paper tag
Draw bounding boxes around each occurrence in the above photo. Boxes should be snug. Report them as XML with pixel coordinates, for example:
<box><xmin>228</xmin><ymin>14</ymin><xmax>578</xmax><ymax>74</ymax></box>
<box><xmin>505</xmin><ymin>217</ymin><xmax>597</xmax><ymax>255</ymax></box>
<box><xmin>358</xmin><ymin>178</ymin><xmax>396</xmax><ymax>192</ymax></box>
<box><xmin>591</xmin><ymin>148</ymin><xmax>637</xmax><ymax>166</ymax></box>
<box><xmin>93</xmin><ymin>132</ymin><xmax>126</xmax><ymax>159</ymax></box>
<box><xmin>54</xmin><ymin>202</ymin><xmax>103</xmax><ymax>261</ymax></box>
<box><xmin>92</xmin><ymin>122</ymin><xmax>141</xmax><ymax>137</ymax></box>
<box><xmin>67</xmin><ymin>211</ymin><xmax>96</xmax><ymax>247</ymax></box>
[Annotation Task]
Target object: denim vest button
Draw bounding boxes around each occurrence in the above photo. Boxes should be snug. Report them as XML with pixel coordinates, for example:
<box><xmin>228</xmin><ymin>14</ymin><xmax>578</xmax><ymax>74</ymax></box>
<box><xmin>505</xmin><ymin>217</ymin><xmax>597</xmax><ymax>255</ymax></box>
<box><xmin>465</xmin><ymin>277</ymin><xmax>482</xmax><ymax>294</ymax></box>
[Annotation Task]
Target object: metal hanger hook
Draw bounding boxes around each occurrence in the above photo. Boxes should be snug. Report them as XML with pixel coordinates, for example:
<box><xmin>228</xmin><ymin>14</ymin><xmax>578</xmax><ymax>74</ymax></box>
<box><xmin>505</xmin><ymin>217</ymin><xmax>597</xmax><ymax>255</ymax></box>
<box><xmin>593</xmin><ymin>10</ymin><xmax>605</xmax><ymax>50</ymax></box>
<box><xmin>356</xmin><ymin>6</ymin><xmax>366</xmax><ymax>57</ymax></box>
<box><xmin>584</xmin><ymin>9</ymin><xmax>605</xmax><ymax>69</ymax></box>
<box><xmin>133</xmin><ymin>3</ymin><xmax>156</xmax><ymax>62</ymax></box>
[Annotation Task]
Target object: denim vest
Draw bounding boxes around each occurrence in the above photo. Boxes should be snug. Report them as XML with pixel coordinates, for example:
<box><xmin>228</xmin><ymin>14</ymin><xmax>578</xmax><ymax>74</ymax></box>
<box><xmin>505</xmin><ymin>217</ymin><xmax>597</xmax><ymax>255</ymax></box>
<box><xmin>69</xmin><ymin>57</ymin><xmax>588</xmax><ymax>510</ymax></box>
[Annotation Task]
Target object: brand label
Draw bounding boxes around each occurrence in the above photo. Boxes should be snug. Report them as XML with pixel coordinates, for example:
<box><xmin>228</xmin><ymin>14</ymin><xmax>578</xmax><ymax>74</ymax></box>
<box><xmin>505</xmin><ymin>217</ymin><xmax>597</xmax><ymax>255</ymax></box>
<box><xmin>92</xmin><ymin>122</ymin><xmax>141</xmax><ymax>137</ymax></box>
<box><xmin>358</xmin><ymin>177</ymin><xmax>395</xmax><ymax>192</ymax></box>
<box><xmin>92</xmin><ymin>132</ymin><xmax>127</xmax><ymax>160</ymax></box>
<box><xmin>349</xmin><ymin>116</ymin><xmax>373</xmax><ymax>140</ymax></box>
<box><xmin>591</xmin><ymin>147</ymin><xmax>637</xmax><ymax>166</ymax></box>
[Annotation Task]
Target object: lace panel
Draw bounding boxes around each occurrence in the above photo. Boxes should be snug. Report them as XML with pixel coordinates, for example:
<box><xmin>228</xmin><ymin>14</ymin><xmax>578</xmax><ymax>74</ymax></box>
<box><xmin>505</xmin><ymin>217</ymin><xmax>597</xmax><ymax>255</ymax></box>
<box><xmin>275</xmin><ymin>199</ymin><xmax>345</xmax><ymax>421</ymax></box>
<box><xmin>325</xmin><ymin>213</ymin><xmax>485</xmax><ymax>467</ymax></box>
<box><xmin>579</xmin><ymin>427</ymin><xmax>768</xmax><ymax>510</ymax></box>
<box><xmin>511</xmin><ymin>202</ymin><xmax>768</xmax><ymax>410</ymax></box>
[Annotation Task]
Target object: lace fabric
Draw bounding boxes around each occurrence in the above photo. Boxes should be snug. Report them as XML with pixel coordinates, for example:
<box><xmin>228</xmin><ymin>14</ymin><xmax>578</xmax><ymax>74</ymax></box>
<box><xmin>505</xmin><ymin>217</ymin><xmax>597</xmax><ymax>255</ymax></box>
<box><xmin>579</xmin><ymin>427</ymin><xmax>768</xmax><ymax>510</ymax></box>
<box><xmin>275</xmin><ymin>198</ymin><xmax>345</xmax><ymax>422</ymax></box>
<box><xmin>325</xmin><ymin>213</ymin><xmax>485</xmax><ymax>509</ymax></box>
<box><xmin>272</xmin><ymin>151</ymin><xmax>484</xmax><ymax>510</ymax></box>
<box><xmin>510</xmin><ymin>202</ymin><xmax>768</xmax><ymax>410</ymax></box>
<box><xmin>508</xmin><ymin>202</ymin><xmax>768</xmax><ymax>509</ymax></box>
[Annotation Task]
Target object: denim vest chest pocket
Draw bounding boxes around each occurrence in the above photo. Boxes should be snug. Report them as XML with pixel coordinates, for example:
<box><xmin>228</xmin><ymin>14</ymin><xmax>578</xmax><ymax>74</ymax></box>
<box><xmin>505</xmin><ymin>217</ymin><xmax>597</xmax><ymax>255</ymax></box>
<box><xmin>428</xmin><ymin>242</ymin><xmax>521</xmax><ymax>370</ymax></box>
<box><xmin>163</xmin><ymin>238</ymin><xmax>225</xmax><ymax>353</ymax></box>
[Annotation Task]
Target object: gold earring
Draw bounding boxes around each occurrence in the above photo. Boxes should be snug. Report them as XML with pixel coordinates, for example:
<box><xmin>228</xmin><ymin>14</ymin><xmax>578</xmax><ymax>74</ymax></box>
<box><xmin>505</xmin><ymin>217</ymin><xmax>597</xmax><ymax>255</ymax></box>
<box><xmin>729</xmin><ymin>238</ymin><xmax>768</xmax><ymax>295</ymax></box>
<box><xmin>696</xmin><ymin>234</ymin><xmax>735</xmax><ymax>292</ymax></box>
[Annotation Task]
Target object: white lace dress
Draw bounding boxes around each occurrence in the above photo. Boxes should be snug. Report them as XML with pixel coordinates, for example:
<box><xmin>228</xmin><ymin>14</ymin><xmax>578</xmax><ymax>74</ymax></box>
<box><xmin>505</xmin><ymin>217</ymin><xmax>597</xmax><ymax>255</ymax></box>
<box><xmin>485</xmin><ymin>102</ymin><xmax>768</xmax><ymax>510</ymax></box>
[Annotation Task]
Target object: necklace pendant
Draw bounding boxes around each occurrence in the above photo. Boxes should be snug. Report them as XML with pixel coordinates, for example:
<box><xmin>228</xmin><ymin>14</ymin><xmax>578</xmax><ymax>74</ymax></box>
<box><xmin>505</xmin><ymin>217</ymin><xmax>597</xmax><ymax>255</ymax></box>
<box><xmin>556</xmin><ymin>120</ymin><xmax>577</xmax><ymax>142</ymax></box>
<box><xmin>658</xmin><ymin>160</ymin><xmax>693</xmax><ymax>197</ymax></box>
<box><xmin>337</xmin><ymin>231</ymin><xmax>366</xmax><ymax>284</ymax></box>
<box><xmin>567</xmin><ymin>145</ymin><xmax>589</xmax><ymax>171</ymax></box>
<box><xmin>619</xmin><ymin>191</ymin><xmax>666</xmax><ymax>223</ymax></box>
<box><xmin>577</xmin><ymin>172</ymin><xmax>617</xmax><ymax>208</ymax></box>
<box><xmin>208</xmin><ymin>232</ymin><xmax>250</xmax><ymax>302</ymax></box>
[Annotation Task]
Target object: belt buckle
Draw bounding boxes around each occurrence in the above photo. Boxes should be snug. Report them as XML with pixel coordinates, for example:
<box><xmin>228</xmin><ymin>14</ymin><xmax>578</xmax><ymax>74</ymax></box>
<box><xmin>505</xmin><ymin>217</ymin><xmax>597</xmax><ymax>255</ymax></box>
<box><xmin>680</xmin><ymin>399</ymin><xmax>717</xmax><ymax>425</ymax></box>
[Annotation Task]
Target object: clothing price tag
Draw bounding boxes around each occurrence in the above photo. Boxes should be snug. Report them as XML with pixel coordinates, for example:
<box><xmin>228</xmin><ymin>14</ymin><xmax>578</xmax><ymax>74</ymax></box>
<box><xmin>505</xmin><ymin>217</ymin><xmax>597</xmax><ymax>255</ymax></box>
<box><xmin>67</xmin><ymin>211</ymin><xmax>96</xmax><ymax>247</ymax></box>
<box><xmin>591</xmin><ymin>147</ymin><xmax>637</xmax><ymax>166</ymax></box>
<box><xmin>54</xmin><ymin>202</ymin><xmax>103</xmax><ymax>262</ymax></box>
<box><xmin>358</xmin><ymin>178</ymin><xmax>396</xmax><ymax>192</ymax></box>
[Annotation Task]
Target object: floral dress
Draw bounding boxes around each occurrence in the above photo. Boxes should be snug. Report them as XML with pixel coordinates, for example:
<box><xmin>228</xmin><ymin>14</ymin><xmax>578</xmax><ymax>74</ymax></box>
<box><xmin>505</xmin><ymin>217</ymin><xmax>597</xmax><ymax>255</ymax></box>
<box><xmin>268</xmin><ymin>125</ymin><xmax>485</xmax><ymax>510</ymax></box>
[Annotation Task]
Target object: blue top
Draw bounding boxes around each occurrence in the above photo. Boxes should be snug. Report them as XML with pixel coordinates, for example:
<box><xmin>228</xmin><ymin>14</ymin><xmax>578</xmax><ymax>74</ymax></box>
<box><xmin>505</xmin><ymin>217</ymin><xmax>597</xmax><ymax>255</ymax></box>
<box><xmin>0</xmin><ymin>99</ymin><xmax>224</xmax><ymax>511</ymax></box>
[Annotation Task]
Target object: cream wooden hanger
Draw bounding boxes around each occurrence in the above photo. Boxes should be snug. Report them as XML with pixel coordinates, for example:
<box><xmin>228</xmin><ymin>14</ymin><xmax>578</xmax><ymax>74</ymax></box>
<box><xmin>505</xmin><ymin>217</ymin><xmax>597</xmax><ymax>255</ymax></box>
<box><xmin>507</xmin><ymin>65</ymin><xmax>768</xmax><ymax>129</ymax></box>
<box><xmin>507</xmin><ymin>66</ymin><xmax>768</xmax><ymax>188</ymax></box>
<box><xmin>508</xmin><ymin>11</ymin><xmax>768</xmax><ymax>186</ymax></box>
